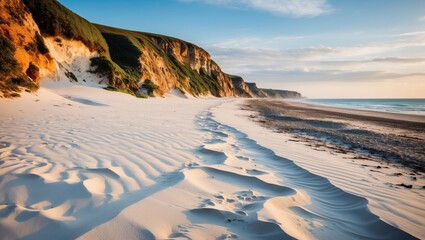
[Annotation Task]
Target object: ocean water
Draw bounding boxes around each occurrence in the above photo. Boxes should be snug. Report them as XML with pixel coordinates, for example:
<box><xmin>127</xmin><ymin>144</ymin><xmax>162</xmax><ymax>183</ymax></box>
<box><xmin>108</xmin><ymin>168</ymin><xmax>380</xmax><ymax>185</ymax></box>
<box><xmin>299</xmin><ymin>99</ymin><xmax>425</xmax><ymax>115</ymax></box>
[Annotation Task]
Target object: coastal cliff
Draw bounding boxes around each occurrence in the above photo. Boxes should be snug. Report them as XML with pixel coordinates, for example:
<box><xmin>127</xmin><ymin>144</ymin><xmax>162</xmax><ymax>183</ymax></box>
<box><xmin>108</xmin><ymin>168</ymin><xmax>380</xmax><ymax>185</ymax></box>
<box><xmin>230</xmin><ymin>75</ymin><xmax>301</xmax><ymax>98</ymax></box>
<box><xmin>260</xmin><ymin>88</ymin><xmax>302</xmax><ymax>98</ymax></box>
<box><xmin>0</xmin><ymin>0</ymin><xmax>299</xmax><ymax>99</ymax></box>
<box><xmin>228</xmin><ymin>75</ymin><xmax>256</xmax><ymax>97</ymax></box>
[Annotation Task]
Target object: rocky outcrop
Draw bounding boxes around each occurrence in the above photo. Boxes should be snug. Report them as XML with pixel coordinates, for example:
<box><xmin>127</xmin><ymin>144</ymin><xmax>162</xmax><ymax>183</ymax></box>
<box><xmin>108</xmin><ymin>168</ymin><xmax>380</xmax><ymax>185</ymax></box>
<box><xmin>228</xmin><ymin>74</ymin><xmax>301</xmax><ymax>99</ymax></box>
<box><xmin>260</xmin><ymin>88</ymin><xmax>302</xmax><ymax>98</ymax></box>
<box><xmin>143</xmin><ymin>34</ymin><xmax>234</xmax><ymax>96</ymax></box>
<box><xmin>228</xmin><ymin>75</ymin><xmax>255</xmax><ymax>97</ymax></box>
<box><xmin>93</xmin><ymin>25</ymin><xmax>237</xmax><ymax>97</ymax></box>
<box><xmin>246</xmin><ymin>82</ymin><xmax>268</xmax><ymax>98</ymax></box>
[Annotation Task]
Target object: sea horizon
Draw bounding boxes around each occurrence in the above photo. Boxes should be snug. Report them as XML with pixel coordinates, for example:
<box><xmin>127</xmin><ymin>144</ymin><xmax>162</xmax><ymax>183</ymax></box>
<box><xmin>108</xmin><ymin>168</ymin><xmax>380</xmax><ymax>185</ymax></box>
<box><xmin>295</xmin><ymin>98</ymin><xmax>425</xmax><ymax>115</ymax></box>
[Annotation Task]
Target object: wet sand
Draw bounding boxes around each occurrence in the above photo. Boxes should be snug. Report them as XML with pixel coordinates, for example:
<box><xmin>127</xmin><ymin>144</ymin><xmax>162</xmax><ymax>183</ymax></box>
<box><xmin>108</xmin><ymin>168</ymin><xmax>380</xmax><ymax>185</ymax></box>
<box><xmin>245</xmin><ymin>99</ymin><xmax>425</xmax><ymax>173</ymax></box>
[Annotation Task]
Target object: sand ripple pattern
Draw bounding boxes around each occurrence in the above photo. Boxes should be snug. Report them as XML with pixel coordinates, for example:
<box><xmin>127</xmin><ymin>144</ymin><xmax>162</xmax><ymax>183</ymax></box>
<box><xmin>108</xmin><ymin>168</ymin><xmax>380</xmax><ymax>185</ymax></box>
<box><xmin>0</xmin><ymin>95</ymin><xmax>206</xmax><ymax>240</ymax></box>
<box><xmin>185</xmin><ymin>111</ymin><xmax>416</xmax><ymax>240</ymax></box>
<box><xmin>0</xmin><ymin>94</ymin><xmax>418</xmax><ymax>239</ymax></box>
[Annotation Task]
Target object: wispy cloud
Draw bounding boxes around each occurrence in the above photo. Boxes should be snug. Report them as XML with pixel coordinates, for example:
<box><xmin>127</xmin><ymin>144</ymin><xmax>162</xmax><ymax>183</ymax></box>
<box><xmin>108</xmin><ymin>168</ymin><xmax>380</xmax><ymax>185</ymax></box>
<box><xmin>397</xmin><ymin>31</ymin><xmax>425</xmax><ymax>37</ymax></box>
<box><xmin>180</xmin><ymin>0</ymin><xmax>333</xmax><ymax>17</ymax></box>
<box><xmin>418</xmin><ymin>16</ymin><xmax>425</xmax><ymax>21</ymax></box>
<box><xmin>368</xmin><ymin>57</ymin><xmax>425</xmax><ymax>63</ymax></box>
<box><xmin>206</xmin><ymin>31</ymin><xmax>425</xmax><ymax>83</ymax></box>
<box><xmin>211</xmin><ymin>35</ymin><xmax>306</xmax><ymax>48</ymax></box>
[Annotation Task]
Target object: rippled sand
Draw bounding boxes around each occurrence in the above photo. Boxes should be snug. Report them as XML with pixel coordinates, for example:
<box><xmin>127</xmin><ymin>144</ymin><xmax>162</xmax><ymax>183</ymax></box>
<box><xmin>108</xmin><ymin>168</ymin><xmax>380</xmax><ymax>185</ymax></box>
<box><xmin>0</xmin><ymin>87</ymin><xmax>421</xmax><ymax>239</ymax></box>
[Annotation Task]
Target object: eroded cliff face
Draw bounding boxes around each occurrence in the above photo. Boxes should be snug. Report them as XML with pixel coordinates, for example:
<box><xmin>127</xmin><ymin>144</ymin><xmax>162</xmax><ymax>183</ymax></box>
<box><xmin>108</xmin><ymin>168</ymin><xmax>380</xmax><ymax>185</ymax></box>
<box><xmin>1</xmin><ymin>0</ymin><xmax>238</xmax><ymax>98</ymax></box>
<box><xmin>260</xmin><ymin>88</ymin><xmax>302</xmax><ymax>98</ymax></box>
<box><xmin>151</xmin><ymin>37</ymin><xmax>211</xmax><ymax>74</ymax></box>
<box><xmin>228</xmin><ymin>75</ymin><xmax>255</xmax><ymax>98</ymax></box>
<box><xmin>145</xmin><ymin>35</ymin><xmax>235</xmax><ymax>97</ymax></box>
<box><xmin>138</xmin><ymin>43</ymin><xmax>181</xmax><ymax>96</ymax></box>
<box><xmin>42</xmin><ymin>37</ymin><xmax>106</xmax><ymax>86</ymax></box>
<box><xmin>0</xmin><ymin>0</ymin><xmax>54</xmax><ymax>97</ymax></box>
<box><xmin>246</xmin><ymin>82</ymin><xmax>268</xmax><ymax>98</ymax></box>
<box><xmin>228</xmin><ymin>75</ymin><xmax>302</xmax><ymax>99</ymax></box>
<box><xmin>1</xmin><ymin>0</ymin><xmax>299</xmax><ymax>99</ymax></box>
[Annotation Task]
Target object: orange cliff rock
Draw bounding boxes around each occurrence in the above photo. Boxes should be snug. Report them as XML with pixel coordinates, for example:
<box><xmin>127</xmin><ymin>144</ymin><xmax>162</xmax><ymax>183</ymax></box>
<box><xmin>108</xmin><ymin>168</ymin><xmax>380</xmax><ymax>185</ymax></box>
<box><xmin>0</xmin><ymin>0</ymin><xmax>54</xmax><ymax>83</ymax></box>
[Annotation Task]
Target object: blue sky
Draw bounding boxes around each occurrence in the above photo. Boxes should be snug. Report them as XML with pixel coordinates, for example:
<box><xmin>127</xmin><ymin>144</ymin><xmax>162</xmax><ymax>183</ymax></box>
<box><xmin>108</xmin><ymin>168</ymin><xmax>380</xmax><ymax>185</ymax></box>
<box><xmin>58</xmin><ymin>0</ymin><xmax>425</xmax><ymax>98</ymax></box>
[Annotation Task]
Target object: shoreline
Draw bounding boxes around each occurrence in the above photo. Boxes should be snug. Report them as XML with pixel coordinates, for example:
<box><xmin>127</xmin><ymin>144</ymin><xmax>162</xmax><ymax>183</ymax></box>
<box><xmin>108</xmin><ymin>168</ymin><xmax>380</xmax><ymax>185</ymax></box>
<box><xmin>212</xmin><ymin>99</ymin><xmax>425</xmax><ymax>239</ymax></box>
<box><xmin>289</xmin><ymin>98</ymin><xmax>425</xmax><ymax>117</ymax></box>
<box><xmin>244</xmin><ymin>99</ymin><xmax>425</xmax><ymax>173</ymax></box>
<box><xmin>286</xmin><ymin>99</ymin><xmax>425</xmax><ymax>123</ymax></box>
<box><xmin>1</xmin><ymin>88</ymin><xmax>423</xmax><ymax>239</ymax></box>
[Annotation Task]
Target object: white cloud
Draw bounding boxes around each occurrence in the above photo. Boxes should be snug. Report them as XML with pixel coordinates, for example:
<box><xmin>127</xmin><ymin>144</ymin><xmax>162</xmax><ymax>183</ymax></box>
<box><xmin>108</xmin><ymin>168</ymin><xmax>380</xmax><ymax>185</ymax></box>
<box><xmin>397</xmin><ymin>31</ymin><xmax>425</xmax><ymax>37</ymax></box>
<box><xmin>181</xmin><ymin>0</ymin><xmax>333</xmax><ymax>17</ymax></box>
<box><xmin>368</xmin><ymin>57</ymin><xmax>425</xmax><ymax>63</ymax></box>
<box><xmin>211</xmin><ymin>35</ymin><xmax>306</xmax><ymax>48</ymax></box>
<box><xmin>418</xmin><ymin>16</ymin><xmax>425</xmax><ymax>21</ymax></box>
<box><xmin>206</xmin><ymin>31</ymin><xmax>425</xmax><ymax>82</ymax></box>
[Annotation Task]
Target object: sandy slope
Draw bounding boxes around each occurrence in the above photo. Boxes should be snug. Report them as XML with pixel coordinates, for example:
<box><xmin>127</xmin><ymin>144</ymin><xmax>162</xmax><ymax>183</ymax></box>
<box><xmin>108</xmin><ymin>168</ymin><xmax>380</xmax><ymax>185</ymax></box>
<box><xmin>0</xmin><ymin>86</ymin><xmax>421</xmax><ymax>239</ymax></box>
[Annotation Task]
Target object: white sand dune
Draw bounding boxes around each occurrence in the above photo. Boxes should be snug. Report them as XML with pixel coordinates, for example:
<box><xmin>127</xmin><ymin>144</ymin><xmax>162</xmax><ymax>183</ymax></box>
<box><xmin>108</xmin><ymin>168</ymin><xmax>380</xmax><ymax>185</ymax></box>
<box><xmin>0</xmin><ymin>85</ymin><xmax>422</xmax><ymax>239</ymax></box>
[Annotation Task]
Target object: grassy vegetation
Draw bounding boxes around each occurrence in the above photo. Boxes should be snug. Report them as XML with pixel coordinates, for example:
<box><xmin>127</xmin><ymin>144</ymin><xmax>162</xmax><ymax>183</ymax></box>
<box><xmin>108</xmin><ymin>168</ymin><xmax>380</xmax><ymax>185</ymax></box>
<box><xmin>0</xmin><ymin>35</ymin><xmax>20</xmax><ymax>77</ymax></box>
<box><xmin>23</xmin><ymin>0</ymin><xmax>108</xmax><ymax>53</ymax></box>
<box><xmin>104</xmin><ymin>86</ymin><xmax>136</xmax><ymax>96</ymax></box>
<box><xmin>170</xmin><ymin>56</ymin><xmax>220</xmax><ymax>96</ymax></box>
<box><xmin>100</xmin><ymin>32</ymin><xmax>142</xmax><ymax>92</ymax></box>
<box><xmin>102</xmin><ymin>33</ymin><xmax>141</xmax><ymax>70</ymax></box>
<box><xmin>6</xmin><ymin>77</ymin><xmax>38</xmax><ymax>91</ymax></box>
<box><xmin>4</xmin><ymin>3</ymin><xmax>25</xmax><ymax>25</ymax></box>
<box><xmin>89</xmin><ymin>56</ymin><xmax>114</xmax><ymax>80</ymax></box>
<box><xmin>2</xmin><ymin>1</ymin><xmax>228</xmax><ymax>98</ymax></box>
<box><xmin>139</xmin><ymin>33</ymin><xmax>220</xmax><ymax>95</ymax></box>
<box><xmin>0</xmin><ymin>76</ymin><xmax>39</xmax><ymax>98</ymax></box>
<box><xmin>35</xmin><ymin>32</ymin><xmax>49</xmax><ymax>55</ymax></box>
<box><xmin>95</xmin><ymin>24</ymin><xmax>226</xmax><ymax>97</ymax></box>
<box><xmin>142</xmin><ymin>34</ymin><xmax>222</xmax><ymax>96</ymax></box>
<box><xmin>24</xmin><ymin>33</ymin><xmax>47</xmax><ymax>56</ymax></box>
<box><xmin>141</xmin><ymin>80</ymin><xmax>159</xmax><ymax>96</ymax></box>
<box><xmin>65</xmin><ymin>71</ymin><xmax>78</xmax><ymax>82</ymax></box>
<box><xmin>0</xmin><ymin>34</ymin><xmax>41</xmax><ymax>97</ymax></box>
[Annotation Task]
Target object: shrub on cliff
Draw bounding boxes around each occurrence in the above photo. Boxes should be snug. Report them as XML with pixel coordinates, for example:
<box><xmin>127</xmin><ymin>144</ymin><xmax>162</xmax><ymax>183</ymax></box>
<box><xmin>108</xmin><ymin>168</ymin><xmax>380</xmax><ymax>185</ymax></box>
<box><xmin>0</xmin><ymin>35</ymin><xmax>40</xmax><ymax>97</ymax></box>
<box><xmin>89</xmin><ymin>56</ymin><xmax>114</xmax><ymax>80</ymax></box>
<box><xmin>35</xmin><ymin>32</ymin><xmax>49</xmax><ymax>55</ymax></box>
<box><xmin>65</xmin><ymin>71</ymin><xmax>78</xmax><ymax>82</ymax></box>
<box><xmin>0</xmin><ymin>35</ymin><xmax>19</xmax><ymax>77</ymax></box>
<box><xmin>142</xmin><ymin>80</ymin><xmax>159</xmax><ymax>96</ymax></box>
<box><xmin>90</xmin><ymin>56</ymin><xmax>139</xmax><ymax>94</ymax></box>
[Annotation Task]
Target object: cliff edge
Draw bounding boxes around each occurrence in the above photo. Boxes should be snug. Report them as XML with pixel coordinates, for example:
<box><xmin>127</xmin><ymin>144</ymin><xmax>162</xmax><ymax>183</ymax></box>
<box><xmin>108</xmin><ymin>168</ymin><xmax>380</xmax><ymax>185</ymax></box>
<box><xmin>0</xmin><ymin>0</ymin><xmax>300</xmax><ymax>99</ymax></box>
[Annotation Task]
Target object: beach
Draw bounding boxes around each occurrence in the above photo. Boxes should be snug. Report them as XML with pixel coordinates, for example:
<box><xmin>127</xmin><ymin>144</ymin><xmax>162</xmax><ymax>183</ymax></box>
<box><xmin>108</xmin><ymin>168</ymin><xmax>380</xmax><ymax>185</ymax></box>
<box><xmin>245</xmin><ymin>99</ymin><xmax>425</xmax><ymax>172</ymax></box>
<box><xmin>0</xmin><ymin>86</ymin><xmax>423</xmax><ymax>239</ymax></box>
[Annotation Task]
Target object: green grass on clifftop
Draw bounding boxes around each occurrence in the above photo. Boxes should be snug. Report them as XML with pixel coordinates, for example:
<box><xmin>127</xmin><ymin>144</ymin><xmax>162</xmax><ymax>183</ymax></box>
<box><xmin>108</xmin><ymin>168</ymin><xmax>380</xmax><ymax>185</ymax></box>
<box><xmin>18</xmin><ymin>1</ymin><xmax>230</xmax><ymax>97</ymax></box>
<box><xmin>95</xmin><ymin>24</ymin><xmax>225</xmax><ymax>96</ymax></box>
<box><xmin>23</xmin><ymin>0</ymin><xmax>108</xmax><ymax>53</ymax></box>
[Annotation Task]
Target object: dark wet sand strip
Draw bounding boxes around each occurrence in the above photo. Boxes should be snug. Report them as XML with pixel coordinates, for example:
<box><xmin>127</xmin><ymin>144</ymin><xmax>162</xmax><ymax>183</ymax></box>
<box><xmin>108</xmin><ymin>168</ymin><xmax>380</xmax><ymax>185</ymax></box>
<box><xmin>245</xmin><ymin>99</ymin><xmax>425</xmax><ymax>173</ymax></box>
